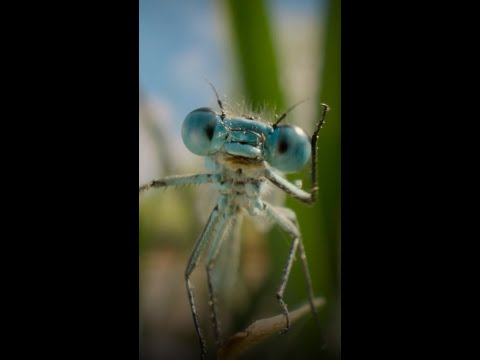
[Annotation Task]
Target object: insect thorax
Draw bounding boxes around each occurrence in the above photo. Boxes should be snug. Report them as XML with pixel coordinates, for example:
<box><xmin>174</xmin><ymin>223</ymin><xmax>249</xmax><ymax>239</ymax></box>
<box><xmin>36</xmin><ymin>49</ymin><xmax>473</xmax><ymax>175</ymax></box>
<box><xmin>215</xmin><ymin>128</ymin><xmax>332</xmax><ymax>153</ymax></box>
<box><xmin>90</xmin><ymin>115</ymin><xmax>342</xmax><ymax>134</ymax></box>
<box><xmin>207</xmin><ymin>154</ymin><xmax>268</xmax><ymax>217</ymax></box>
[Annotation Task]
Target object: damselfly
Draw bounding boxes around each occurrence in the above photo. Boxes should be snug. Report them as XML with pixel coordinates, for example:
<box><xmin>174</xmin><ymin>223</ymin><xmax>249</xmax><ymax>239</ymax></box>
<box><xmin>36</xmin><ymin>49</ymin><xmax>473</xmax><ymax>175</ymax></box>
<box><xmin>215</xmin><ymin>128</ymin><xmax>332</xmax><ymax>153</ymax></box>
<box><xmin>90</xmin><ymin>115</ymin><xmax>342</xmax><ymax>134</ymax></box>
<box><xmin>139</xmin><ymin>84</ymin><xmax>329</xmax><ymax>359</ymax></box>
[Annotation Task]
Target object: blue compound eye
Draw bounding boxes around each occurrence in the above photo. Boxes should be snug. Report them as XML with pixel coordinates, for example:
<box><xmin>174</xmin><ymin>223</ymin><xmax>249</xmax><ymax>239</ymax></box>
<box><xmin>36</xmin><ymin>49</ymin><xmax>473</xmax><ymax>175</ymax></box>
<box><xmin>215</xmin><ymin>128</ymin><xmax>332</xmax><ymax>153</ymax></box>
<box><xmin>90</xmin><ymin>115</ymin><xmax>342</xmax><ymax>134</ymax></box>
<box><xmin>182</xmin><ymin>108</ymin><xmax>222</xmax><ymax>156</ymax></box>
<box><xmin>265</xmin><ymin>125</ymin><xmax>311</xmax><ymax>172</ymax></box>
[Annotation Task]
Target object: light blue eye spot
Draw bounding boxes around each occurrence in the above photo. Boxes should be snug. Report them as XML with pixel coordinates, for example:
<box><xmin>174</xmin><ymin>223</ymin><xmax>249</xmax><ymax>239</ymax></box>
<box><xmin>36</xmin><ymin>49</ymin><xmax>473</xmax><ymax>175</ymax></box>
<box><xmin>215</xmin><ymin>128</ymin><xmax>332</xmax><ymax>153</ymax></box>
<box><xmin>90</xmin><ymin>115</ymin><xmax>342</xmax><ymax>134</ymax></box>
<box><xmin>265</xmin><ymin>125</ymin><xmax>311</xmax><ymax>172</ymax></box>
<box><xmin>181</xmin><ymin>108</ymin><xmax>222</xmax><ymax>156</ymax></box>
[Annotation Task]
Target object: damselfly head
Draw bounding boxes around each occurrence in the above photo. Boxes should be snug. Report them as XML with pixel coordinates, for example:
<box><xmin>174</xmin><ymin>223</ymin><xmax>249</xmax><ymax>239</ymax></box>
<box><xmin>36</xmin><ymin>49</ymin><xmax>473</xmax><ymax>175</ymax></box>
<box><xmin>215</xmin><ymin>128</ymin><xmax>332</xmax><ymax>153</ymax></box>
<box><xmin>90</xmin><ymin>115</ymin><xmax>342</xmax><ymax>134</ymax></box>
<box><xmin>182</xmin><ymin>107</ymin><xmax>312</xmax><ymax>173</ymax></box>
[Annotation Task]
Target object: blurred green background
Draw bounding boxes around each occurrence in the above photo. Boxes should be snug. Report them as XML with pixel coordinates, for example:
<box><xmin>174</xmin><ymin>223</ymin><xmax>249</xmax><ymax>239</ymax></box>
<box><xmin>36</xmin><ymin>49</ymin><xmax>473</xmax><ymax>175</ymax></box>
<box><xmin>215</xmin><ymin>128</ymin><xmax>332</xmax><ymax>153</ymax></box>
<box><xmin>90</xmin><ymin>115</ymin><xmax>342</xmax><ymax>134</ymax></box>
<box><xmin>139</xmin><ymin>0</ymin><xmax>340</xmax><ymax>359</ymax></box>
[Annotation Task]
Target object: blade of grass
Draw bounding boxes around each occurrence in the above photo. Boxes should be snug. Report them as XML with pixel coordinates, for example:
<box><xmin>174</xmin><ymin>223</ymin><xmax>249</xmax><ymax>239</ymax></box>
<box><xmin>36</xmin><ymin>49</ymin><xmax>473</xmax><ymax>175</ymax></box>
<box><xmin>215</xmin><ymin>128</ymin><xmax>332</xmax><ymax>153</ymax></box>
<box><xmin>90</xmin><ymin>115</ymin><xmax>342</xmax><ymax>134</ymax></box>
<box><xmin>224</xmin><ymin>0</ymin><xmax>284</xmax><ymax>109</ymax></box>
<box><xmin>282</xmin><ymin>0</ymin><xmax>341</xmax><ymax>356</ymax></box>
<box><xmin>315</xmin><ymin>0</ymin><xmax>341</xmax><ymax>296</ymax></box>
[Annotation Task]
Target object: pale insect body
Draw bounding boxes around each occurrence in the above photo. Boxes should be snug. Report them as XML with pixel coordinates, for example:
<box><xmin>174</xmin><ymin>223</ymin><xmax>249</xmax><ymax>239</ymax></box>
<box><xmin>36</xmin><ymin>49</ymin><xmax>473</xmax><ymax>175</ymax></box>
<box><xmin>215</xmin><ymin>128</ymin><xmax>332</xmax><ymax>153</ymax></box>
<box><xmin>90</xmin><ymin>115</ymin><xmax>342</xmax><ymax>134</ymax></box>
<box><xmin>140</xmin><ymin>86</ymin><xmax>329</xmax><ymax>360</ymax></box>
<box><xmin>201</xmin><ymin>147</ymin><xmax>285</xmax><ymax>234</ymax></box>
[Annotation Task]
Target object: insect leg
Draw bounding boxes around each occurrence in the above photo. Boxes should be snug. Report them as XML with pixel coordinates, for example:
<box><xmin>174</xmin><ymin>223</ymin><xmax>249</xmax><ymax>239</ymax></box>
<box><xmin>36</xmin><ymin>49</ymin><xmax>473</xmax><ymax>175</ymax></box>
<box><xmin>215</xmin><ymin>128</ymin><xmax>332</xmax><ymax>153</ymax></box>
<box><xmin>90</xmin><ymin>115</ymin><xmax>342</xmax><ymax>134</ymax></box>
<box><xmin>264</xmin><ymin>167</ymin><xmax>313</xmax><ymax>205</ymax></box>
<box><xmin>204</xmin><ymin>205</ymin><xmax>237</xmax><ymax>348</ymax></box>
<box><xmin>185</xmin><ymin>203</ymin><xmax>223</xmax><ymax>360</ymax></box>
<box><xmin>262</xmin><ymin>202</ymin><xmax>303</xmax><ymax>333</ymax></box>
<box><xmin>265</xmin><ymin>104</ymin><xmax>329</xmax><ymax>205</ymax></box>
<box><xmin>308</xmin><ymin>103</ymin><xmax>329</xmax><ymax>204</ymax></box>
<box><xmin>272</xmin><ymin>207</ymin><xmax>321</xmax><ymax>330</ymax></box>
<box><xmin>139</xmin><ymin>173</ymin><xmax>220</xmax><ymax>193</ymax></box>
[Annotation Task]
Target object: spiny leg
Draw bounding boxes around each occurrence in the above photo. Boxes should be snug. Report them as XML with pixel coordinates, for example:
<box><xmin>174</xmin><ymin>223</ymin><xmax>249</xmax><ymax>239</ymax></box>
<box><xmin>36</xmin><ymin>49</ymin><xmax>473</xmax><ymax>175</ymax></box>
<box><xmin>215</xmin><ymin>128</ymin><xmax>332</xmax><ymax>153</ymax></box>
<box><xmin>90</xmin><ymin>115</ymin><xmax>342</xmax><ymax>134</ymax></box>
<box><xmin>206</xmin><ymin>266</ymin><xmax>220</xmax><ymax>348</ymax></box>
<box><xmin>276</xmin><ymin>207</ymin><xmax>322</xmax><ymax>330</ymax></box>
<box><xmin>277</xmin><ymin>236</ymin><xmax>299</xmax><ymax>333</ymax></box>
<box><xmin>263</xmin><ymin>202</ymin><xmax>304</xmax><ymax>333</ymax></box>
<box><xmin>309</xmin><ymin>103</ymin><xmax>329</xmax><ymax>204</ymax></box>
<box><xmin>264</xmin><ymin>152</ymin><xmax>327</xmax><ymax>331</ymax></box>
<box><xmin>204</xmin><ymin>205</ymin><xmax>238</xmax><ymax>348</ymax></box>
<box><xmin>212</xmin><ymin>208</ymin><xmax>244</xmax><ymax>300</ymax></box>
<box><xmin>139</xmin><ymin>173</ymin><xmax>220</xmax><ymax>193</ymax></box>
<box><xmin>265</xmin><ymin>104</ymin><xmax>329</xmax><ymax>205</ymax></box>
<box><xmin>185</xmin><ymin>203</ymin><xmax>225</xmax><ymax>360</ymax></box>
<box><xmin>297</xmin><ymin>235</ymin><xmax>322</xmax><ymax>330</ymax></box>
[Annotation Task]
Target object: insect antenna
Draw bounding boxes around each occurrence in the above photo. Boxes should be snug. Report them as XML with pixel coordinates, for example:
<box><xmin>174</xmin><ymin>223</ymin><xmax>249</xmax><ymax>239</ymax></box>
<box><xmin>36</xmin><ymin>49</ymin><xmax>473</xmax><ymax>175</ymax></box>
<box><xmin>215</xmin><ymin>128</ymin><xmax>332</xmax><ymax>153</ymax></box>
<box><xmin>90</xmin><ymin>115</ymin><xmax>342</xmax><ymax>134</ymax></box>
<box><xmin>204</xmin><ymin>77</ymin><xmax>226</xmax><ymax>118</ymax></box>
<box><xmin>273</xmin><ymin>98</ymin><xmax>310</xmax><ymax>127</ymax></box>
